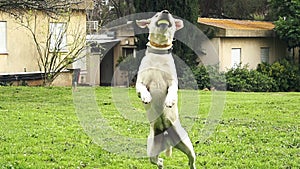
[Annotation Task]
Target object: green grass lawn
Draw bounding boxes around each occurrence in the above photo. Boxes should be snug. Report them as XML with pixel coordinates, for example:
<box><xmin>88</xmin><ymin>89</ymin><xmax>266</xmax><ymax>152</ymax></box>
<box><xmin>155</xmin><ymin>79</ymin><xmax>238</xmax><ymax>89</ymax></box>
<box><xmin>0</xmin><ymin>87</ymin><xmax>299</xmax><ymax>168</ymax></box>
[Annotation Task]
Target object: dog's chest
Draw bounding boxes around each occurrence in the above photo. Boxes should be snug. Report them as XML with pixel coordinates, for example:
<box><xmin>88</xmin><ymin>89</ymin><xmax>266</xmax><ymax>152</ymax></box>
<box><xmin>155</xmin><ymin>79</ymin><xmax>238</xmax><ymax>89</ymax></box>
<box><xmin>138</xmin><ymin>53</ymin><xmax>177</xmax><ymax>89</ymax></box>
<box><xmin>138</xmin><ymin>53</ymin><xmax>177</xmax><ymax>78</ymax></box>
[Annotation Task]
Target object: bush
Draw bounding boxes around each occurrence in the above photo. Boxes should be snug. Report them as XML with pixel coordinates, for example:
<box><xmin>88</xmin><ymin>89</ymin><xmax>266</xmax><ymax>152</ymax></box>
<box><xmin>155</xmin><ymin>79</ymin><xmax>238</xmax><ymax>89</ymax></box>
<box><xmin>247</xmin><ymin>70</ymin><xmax>277</xmax><ymax>92</ymax></box>
<box><xmin>192</xmin><ymin>64</ymin><xmax>276</xmax><ymax>92</ymax></box>
<box><xmin>192</xmin><ymin>65</ymin><xmax>226</xmax><ymax>90</ymax></box>
<box><xmin>226</xmin><ymin>64</ymin><xmax>277</xmax><ymax>92</ymax></box>
<box><xmin>257</xmin><ymin>59</ymin><xmax>300</xmax><ymax>92</ymax></box>
<box><xmin>192</xmin><ymin>65</ymin><xmax>210</xmax><ymax>89</ymax></box>
<box><xmin>192</xmin><ymin>60</ymin><xmax>300</xmax><ymax>92</ymax></box>
<box><xmin>225</xmin><ymin>64</ymin><xmax>252</xmax><ymax>92</ymax></box>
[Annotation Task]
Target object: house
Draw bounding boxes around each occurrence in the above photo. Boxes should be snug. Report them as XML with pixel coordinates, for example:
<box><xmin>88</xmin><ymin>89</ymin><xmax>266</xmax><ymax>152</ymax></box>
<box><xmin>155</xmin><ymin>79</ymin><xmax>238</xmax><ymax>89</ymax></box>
<box><xmin>83</xmin><ymin>21</ymin><xmax>136</xmax><ymax>86</ymax></box>
<box><xmin>0</xmin><ymin>1</ymin><xmax>93</xmax><ymax>86</ymax></box>
<box><xmin>198</xmin><ymin>18</ymin><xmax>288</xmax><ymax>71</ymax></box>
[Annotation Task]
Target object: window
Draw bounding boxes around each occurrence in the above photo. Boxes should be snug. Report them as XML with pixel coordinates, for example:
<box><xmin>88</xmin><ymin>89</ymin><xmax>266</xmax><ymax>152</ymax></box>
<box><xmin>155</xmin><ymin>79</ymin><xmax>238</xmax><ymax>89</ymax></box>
<box><xmin>122</xmin><ymin>47</ymin><xmax>134</xmax><ymax>58</ymax></box>
<box><xmin>260</xmin><ymin>47</ymin><xmax>270</xmax><ymax>63</ymax></box>
<box><xmin>49</xmin><ymin>22</ymin><xmax>67</xmax><ymax>52</ymax></box>
<box><xmin>87</xmin><ymin>21</ymin><xmax>99</xmax><ymax>31</ymax></box>
<box><xmin>231</xmin><ymin>48</ymin><xmax>241</xmax><ymax>68</ymax></box>
<box><xmin>0</xmin><ymin>21</ymin><xmax>7</xmax><ymax>53</ymax></box>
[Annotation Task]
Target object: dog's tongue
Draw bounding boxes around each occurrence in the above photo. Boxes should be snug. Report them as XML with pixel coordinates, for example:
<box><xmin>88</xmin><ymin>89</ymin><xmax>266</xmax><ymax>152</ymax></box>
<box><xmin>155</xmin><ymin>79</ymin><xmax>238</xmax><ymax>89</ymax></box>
<box><xmin>157</xmin><ymin>20</ymin><xmax>170</xmax><ymax>26</ymax></box>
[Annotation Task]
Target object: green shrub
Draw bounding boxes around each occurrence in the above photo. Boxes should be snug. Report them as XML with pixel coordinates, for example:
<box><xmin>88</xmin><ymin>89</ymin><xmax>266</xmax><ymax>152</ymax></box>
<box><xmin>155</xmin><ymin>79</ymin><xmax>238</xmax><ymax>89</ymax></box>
<box><xmin>257</xmin><ymin>59</ymin><xmax>300</xmax><ymax>92</ymax></box>
<box><xmin>225</xmin><ymin>64</ymin><xmax>252</xmax><ymax>92</ymax></box>
<box><xmin>248</xmin><ymin>70</ymin><xmax>277</xmax><ymax>92</ymax></box>
<box><xmin>207</xmin><ymin>65</ymin><xmax>226</xmax><ymax>90</ymax></box>
<box><xmin>192</xmin><ymin>65</ymin><xmax>226</xmax><ymax>90</ymax></box>
<box><xmin>225</xmin><ymin>64</ymin><xmax>276</xmax><ymax>92</ymax></box>
<box><xmin>192</xmin><ymin>60</ymin><xmax>300</xmax><ymax>92</ymax></box>
<box><xmin>192</xmin><ymin>65</ymin><xmax>210</xmax><ymax>89</ymax></box>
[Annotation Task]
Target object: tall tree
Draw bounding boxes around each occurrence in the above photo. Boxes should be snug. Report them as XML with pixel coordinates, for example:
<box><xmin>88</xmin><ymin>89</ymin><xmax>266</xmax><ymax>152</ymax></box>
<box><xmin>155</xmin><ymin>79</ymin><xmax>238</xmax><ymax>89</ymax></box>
<box><xmin>223</xmin><ymin>0</ymin><xmax>269</xmax><ymax>20</ymax></box>
<box><xmin>199</xmin><ymin>0</ymin><xmax>223</xmax><ymax>18</ymax></box>
<box><xmin>199</xmin><ymin>0</ymin><xmax>269</xmax><ymax>20</ymax></box>
<box><xmin>134</xmin><ymin>0</ymin><xmax>199</xmax><ymax>24</ymax></box>
<box><xmin>88</xmin><ymin>0</ymin><xmax>135</xmax><ymax>27</ymax></box>
<box><xmin>110</xmin><ymin>0</ymin><xmax>135</xmax><ymax>17</ymax></box>
<box><xmin>270</xmin><ymin>0</ymin><xmax>300</xmax><ymax>63</ymax></box>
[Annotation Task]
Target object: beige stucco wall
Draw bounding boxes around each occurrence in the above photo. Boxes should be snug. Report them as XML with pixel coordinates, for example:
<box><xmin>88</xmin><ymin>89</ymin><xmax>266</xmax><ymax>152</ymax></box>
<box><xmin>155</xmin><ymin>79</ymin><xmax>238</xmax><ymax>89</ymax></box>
<box><xmin>0</xmin><ymin>12</ymin><xmax>38</xmax><ymax>73</ymax></box>
<box><xmin>86</xmin><ymin>52</ymin><xmax>101</xmax><ymax>85</ymax></box>
<box><xmin>0</xmin><ymin>11</ymin><xmax>86</xmax><ymax>74</ymax></box>
<box><xmin>202</xmin><ymin>37</ymin><xmax>287</xmax><ymax>71</ymax></box>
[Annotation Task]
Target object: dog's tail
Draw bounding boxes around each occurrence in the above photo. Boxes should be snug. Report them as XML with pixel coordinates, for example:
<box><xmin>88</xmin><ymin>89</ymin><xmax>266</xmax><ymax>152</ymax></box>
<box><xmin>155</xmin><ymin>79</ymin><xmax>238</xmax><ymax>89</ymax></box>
<box><xmin>165</xmin><ymin>147</ymin><xmax>172</xmax><ymax>157</ymax></box>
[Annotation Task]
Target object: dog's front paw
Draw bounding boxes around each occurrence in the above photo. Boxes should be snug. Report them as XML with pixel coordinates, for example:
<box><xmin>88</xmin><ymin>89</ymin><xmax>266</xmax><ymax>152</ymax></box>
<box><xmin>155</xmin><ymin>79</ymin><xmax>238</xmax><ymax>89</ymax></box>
<box><xmin>165</xmin><ymin>94</ymin><xmax>177</xmax><ymax>108</ymax></box>
<box><xmin>140</xmin><ymin>91</ymin><xmax>152</xmax><ymax>104</ymax></box>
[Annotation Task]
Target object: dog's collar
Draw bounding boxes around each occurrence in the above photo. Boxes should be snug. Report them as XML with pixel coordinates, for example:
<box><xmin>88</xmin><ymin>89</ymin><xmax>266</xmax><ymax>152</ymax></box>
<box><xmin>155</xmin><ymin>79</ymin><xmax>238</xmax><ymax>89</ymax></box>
<box><xmin>147</xmin><ymin>45</ymin><xmax>173</xmax><ymax>54</ymax></box>
<box><xmin>149</xmin><ymin>41</ymin><xmax>172</xmax><ymax>49</ymax></box>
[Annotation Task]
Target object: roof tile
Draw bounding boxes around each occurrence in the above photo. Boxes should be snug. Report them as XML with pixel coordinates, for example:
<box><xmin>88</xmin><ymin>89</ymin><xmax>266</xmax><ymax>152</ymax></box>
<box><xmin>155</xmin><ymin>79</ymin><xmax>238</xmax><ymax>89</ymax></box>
<box><xmin>198</xmin><ymin>18</ymin><xmax>275</xmax><ymax>30</ymax></box>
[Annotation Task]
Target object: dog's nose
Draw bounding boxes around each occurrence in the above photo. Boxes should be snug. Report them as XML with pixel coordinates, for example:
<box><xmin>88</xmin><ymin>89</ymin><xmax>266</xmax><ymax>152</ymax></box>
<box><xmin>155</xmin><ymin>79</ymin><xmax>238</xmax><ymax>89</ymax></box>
<box><xmin>162</xmin><ymin>10</ymin><xmax>169</xmax><ymax>14</ymax></box>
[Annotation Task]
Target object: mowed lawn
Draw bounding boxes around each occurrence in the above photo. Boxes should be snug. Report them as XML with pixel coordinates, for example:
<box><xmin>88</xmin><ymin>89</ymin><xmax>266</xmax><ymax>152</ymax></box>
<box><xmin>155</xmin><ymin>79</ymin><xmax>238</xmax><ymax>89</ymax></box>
<box><xmin>0</xmin><ymin>87</ymin><xmax>299</xmax><ymax>168</ymax></box>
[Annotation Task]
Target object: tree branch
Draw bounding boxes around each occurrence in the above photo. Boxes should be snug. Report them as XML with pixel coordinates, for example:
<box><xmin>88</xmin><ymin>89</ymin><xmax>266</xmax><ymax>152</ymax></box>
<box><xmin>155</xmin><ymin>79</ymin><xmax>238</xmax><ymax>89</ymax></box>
<box><xmin>0</xmin><ymin>0</ymin><xmax>83</xmax><ymax>19</ymax></box>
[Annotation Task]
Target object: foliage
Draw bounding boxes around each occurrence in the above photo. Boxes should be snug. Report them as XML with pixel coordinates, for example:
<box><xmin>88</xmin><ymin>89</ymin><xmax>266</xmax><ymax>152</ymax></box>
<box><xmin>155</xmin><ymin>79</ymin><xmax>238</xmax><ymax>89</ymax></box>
<box><xmin>192</xmin><ymin>65</ymin><xmax>210</xmax><ymax>89</ymax></box>
<box><xmin>274</xmin><ymin>17</ymin><xmax>300</xmax><ymax>49</ymax></box>
<box><xmin>199</xmin><ymin>0</ymin><xmax>269</xmax><ymax>20</ymax></box>
<box><xmin>247</xmin><ymin>70</ymin><xmax>277</xmax><ymax>92</ymax></box>
<box><xmin>223</xmin><ymin>0</ymin><xmax>269</xmax><ymax>20</ymax></box>
<box><xmin>199</xmin><ymin>0</ymin><xmax>223</xmax><ymax>18</ymax></box>
<box><xmin>110</xmin><ymin>0</ymin><xmax>135</xmax><ymax>18</ymax></box>
<box><xmin>192</xmin><ymin>59</ymin><xmax>300</xmax><ymax>92</ymax></box>
<box><xmin>271</xmin><ymin>0</ymin><xmax>300</xmax><ymax>49</ymax></box>
<box><xmin>134</xmin><ymin>0</ymin><xmax>199</xmax><ymax>22</ymax></box>
<box><xmin>192</xmin><ymin>65</ymin><xmax>226</xmax><ymax>90</ymax></box>
<box><xmin>270</xmin><ymin>0</ymin><xmax>300</xmax><ymax>19</ymax></box>
<box><xmin>257</xmin><ymin>59</ymin><xmax>300</xmax><ymax>91</ymax></box>
<box><xmin>0</xmin><ymin>87</ymin><xmax>299</xmax><ymax>168</ymax></box>
<box><xmin>225</xmin><ymin>64</ymin><xmax>276</xmax><ymax>92</ymax></box>
<box><xmin>225</xmin><ymin>65</ymin><xmax>252</xmax><ymax>92</ymax></box>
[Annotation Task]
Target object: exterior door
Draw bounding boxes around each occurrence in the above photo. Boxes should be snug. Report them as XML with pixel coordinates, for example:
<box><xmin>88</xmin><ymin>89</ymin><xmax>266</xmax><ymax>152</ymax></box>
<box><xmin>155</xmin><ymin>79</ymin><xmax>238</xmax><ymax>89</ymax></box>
<box><xmin>100</xmin><ymin>48</ymin><xmax>114</xmax><ymax>86</ymax></box>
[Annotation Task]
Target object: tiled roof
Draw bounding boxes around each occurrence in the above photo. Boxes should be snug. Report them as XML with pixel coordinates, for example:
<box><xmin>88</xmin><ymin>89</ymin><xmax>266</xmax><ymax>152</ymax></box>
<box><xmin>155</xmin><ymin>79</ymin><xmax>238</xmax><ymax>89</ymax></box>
<box><xmin>198</xmin><ymin>18</ymin><xmax>275</xmax><ymax>30</ymax></box>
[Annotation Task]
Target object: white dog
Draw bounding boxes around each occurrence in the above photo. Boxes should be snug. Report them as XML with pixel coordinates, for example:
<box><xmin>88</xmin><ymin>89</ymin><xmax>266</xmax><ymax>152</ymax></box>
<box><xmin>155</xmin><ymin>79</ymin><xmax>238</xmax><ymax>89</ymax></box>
<box><xmin>136</xmin><ymin>10</ymin><xmax>196</xmax><ymax>169</ymax></box>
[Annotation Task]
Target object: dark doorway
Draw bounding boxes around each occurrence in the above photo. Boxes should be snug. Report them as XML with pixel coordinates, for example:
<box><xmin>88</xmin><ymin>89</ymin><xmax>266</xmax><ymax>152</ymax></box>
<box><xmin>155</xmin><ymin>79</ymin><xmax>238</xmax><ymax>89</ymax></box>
<box><xmin>100</xmin><ymin>48</ymin><xmax>114</xmax><ymax>86</ymax></box>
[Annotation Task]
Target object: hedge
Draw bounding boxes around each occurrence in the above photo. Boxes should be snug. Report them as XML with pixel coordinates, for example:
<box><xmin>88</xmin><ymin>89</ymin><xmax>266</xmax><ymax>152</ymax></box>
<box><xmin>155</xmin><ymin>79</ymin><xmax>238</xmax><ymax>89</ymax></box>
<box><xmin>193</xmin><ymin>59</ymin><xmax>300</xmax><ymax>92</ymax></box>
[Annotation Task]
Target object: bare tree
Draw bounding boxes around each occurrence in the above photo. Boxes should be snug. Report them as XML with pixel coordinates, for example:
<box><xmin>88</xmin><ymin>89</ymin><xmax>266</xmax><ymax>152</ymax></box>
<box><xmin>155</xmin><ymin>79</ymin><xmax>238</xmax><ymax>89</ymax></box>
<box><xmin>18</xmin><ymin>11</ymin><xmax>86</xmax><ymax>85</ymax></box>
<box><xmin>0</xmin><ymin>0</ymin><xmax>82</xmax><ymax>19</ymax></box>
<box><xmin>0</xmin><ymin>0</ymin><xmax>88</xmax><ymax>85</ymax></box>
<box><xmin>88</xmin><ymin>0</ymin><xmax>135</xmax><ymax>27</ymax></box>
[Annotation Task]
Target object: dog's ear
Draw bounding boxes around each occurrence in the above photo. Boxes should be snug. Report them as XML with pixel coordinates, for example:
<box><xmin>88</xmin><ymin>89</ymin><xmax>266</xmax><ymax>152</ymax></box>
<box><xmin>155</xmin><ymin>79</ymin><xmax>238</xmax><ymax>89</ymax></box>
<box><xmin>175</xmin><ymin>19</ymin><xmax>184</xmax><ymax>30</ymax></box>
<box><xmin>136</xmin><ymin>19</ymin><xmax>151</xmax><ymax>28</ymax></box>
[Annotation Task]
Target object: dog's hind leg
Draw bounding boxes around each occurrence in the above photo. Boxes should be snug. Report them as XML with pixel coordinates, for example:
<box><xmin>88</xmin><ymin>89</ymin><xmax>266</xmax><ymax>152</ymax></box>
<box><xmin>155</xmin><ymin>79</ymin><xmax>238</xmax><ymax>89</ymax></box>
<box><xmin>148</xmin><ymin>139</ymin><xmax>164</xmax><ymax>169</ymax></box>
<box><xmin>147</xmin><ymin>129</ymin><xmax>165</xmax><ymax>168</ymax></box>
<box><xmin>150</xmin><ymin>155</ymin><xmax>164</xmax><ymax>169</ymax></box>
<box><xmin>174</xmin><ymin>137</ymin><xmax>196</xmax><ymax>169</ymax></box>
